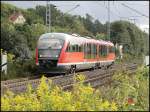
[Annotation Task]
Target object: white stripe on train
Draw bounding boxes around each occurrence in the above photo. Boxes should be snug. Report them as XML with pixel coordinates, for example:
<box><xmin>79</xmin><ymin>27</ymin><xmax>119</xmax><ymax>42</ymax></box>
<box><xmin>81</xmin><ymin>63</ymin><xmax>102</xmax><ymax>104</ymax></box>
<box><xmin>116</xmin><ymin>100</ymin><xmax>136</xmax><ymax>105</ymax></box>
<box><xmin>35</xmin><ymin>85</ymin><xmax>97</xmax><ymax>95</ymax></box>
<box><xmin>57</xmin><ymin>60</ymin><xmax>115</xmax><ymax>66</ymax></box>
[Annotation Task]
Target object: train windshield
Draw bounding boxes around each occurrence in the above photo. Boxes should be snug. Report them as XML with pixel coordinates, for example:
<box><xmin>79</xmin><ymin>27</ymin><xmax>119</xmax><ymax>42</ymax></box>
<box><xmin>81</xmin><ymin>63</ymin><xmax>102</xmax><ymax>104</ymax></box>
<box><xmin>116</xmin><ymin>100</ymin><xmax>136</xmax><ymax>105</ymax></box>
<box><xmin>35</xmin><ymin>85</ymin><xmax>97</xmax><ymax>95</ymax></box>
<box><xmin>38</xmin><ymin>38</ymin><xmax>64</xmax><ymax>58</ymax></box>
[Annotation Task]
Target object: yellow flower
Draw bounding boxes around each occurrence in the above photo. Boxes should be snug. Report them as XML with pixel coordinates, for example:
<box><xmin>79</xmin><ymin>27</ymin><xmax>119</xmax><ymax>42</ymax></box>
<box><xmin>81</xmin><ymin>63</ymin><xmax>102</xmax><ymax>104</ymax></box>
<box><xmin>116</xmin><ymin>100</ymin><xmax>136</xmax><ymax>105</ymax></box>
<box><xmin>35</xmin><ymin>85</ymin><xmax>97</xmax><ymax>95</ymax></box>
<box><xmin>75</xmin><ymin>101</ymin><xmax>82</xmax><ymax>110</ymax></box>
<box><xmin>1</xmin><ymin>97</ymin><xmax>10</xmax><ymax>111</ymax></box>
<box><xmin>27</xmin><ymin>84</ymin><xmax>32</xmax><ymax>94</ymax></box>
<box><xmin>63</xmin><ymin>104</ymin><xmax>75</xmax><ymax>111</ymax></box>
<box><xmin>14</xmin><ymin>104</ymin><xmax>22</xmax><ymax>110</ymax></box>
<box><xmin>63</xmin><ymin>92</ymin><xmax>72</xmax><ymax>102</ymax></box>
<box><xmin>111</xmin><ymin>102</ymin><xmax>118</xmax><ymax>111</ymax></box>
<box><xmin>101</xmin><ymin>101</ymin><xmax>110</xmax><ymax>108</ymax></box>
<box><xmin>83</xmin><ymin>86</ymin><xmax>94</xmax><ymax>94</ymax></box>
<box><xmin>14</xmin><ymin>95</ymin><xmax>25</xmax><ymax>104</ymax></box>
<box><xmin>37</xmin><ymin>75</ymin><xmax>49</xmax><ymax>97</ymax></box>
<box><xmin>75</xmin><ymin>74</ymin><xmax>85</xmax><ymax>82</ymax></box>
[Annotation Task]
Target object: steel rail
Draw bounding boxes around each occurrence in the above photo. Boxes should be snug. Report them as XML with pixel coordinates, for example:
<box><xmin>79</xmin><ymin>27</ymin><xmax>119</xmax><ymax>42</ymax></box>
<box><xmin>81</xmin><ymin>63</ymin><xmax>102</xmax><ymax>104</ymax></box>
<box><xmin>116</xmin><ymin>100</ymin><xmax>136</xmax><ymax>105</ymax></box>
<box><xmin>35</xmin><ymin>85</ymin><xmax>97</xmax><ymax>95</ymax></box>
<box><xmin>1</xmin><ymin>63</ymin><xmax>137</xmax><ymax>95</ymax></box>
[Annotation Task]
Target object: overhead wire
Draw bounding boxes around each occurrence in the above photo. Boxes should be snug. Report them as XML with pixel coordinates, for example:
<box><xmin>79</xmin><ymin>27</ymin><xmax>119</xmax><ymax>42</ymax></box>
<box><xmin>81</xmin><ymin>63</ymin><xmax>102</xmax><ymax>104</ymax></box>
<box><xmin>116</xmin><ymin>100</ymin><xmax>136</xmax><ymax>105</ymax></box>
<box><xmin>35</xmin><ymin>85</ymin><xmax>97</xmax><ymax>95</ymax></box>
<box><xmin>97</xmin><ymin>2</ymin><xmax>121</xmax><ymax>19</ymax></box>
<box><xmin>121</xmin><ymin>3</ymin><xmax>149</xmax><ymax>18</ymax></box>
<box><xmin>123</xmin><ymin>2</ymin><xmax>149</xmax><ymax>6</ymax></box>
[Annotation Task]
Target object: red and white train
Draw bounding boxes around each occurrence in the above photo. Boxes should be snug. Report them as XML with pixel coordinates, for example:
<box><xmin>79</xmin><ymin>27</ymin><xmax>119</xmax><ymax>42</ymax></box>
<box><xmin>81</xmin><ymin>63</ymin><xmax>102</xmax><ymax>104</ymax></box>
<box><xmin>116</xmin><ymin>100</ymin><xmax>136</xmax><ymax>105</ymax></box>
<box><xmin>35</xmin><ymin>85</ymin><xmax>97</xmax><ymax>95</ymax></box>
<box><xmin>36</xmin><ymin>33</ymin><xmax>116</xmax><ymax>74</ymax></box>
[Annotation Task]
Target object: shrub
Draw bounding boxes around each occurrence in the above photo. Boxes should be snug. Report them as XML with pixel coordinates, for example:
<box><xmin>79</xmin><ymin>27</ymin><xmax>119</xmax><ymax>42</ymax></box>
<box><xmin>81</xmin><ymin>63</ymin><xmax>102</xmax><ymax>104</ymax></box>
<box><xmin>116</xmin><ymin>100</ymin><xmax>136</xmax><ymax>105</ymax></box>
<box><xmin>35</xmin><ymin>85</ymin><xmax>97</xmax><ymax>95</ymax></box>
<box><xmin>1</xmin><ymin>66</ymin><xmax>148</xmax><ymax>111</ymax></box>
<box><xmin>1</xmin><ymin>74</ymin><xmax>117</xmax><ymax>111</ymax></box>
<box><xmin>100</xmin><ymin>66</ymin><xmax>149</xmax><ymax>111</ymax></box>
<box><xmin>1</xmin><ymin>59</ymin><xmax>37</xmax><ymax>80</ymax></box>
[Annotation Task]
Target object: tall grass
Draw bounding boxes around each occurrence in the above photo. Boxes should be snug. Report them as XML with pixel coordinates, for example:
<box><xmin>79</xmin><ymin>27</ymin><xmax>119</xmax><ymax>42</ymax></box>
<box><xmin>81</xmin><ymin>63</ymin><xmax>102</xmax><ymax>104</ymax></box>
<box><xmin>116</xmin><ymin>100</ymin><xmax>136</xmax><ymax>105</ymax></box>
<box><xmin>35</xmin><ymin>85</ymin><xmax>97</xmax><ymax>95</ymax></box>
<box><xmin>1</xmin><ymin>66</ymin><xmax>149</xmax><ymax>111</ymax></box>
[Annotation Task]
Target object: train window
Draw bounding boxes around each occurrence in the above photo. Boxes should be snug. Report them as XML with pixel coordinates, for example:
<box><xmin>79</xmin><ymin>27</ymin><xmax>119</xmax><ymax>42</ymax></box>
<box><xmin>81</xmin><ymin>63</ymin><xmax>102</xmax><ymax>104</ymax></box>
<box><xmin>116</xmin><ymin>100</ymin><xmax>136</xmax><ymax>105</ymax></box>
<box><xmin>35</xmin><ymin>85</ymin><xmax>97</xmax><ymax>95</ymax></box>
<box><xmin>104</xmin><ymin>46</ymin><xmax>108</xmax><ymax>56</ymax></box>
<box><xmin>105</xmin><ymin>46</ymin><xmax>108</xmax><ymax>56</ymax></box>
<box><xmin>102</xmin><ymin>46</ymin><xmax>103</xmax><ymax>56</ymax></box>
<box><xmin>81</xmin><ymin>44</ymin><xmax>84</xmax><ymax>52</ymax></box>
<box><xmin>89</xmin><ymin>43</ymin><xmax>92</xmax><ymax>59</ymax></box>
<box><xmin>66</xmin><ymin>40</ymin><xmax>84</xmax><ymax>52</ymax></box>
<box><xmin>93</xmin><ymin>44</ymin><xmax>97</xmax><ymax>58</ymax></box>
<box><xmin>99</xmin><ymin>45</ymin><xmax>101</xmax><ymax>57</ymax></box>
<box><xmin>38</xmin><ymin>38</ymin><xmax>64</xmax><ymax>50</ymax></box>
<box><xmin>91</xmin><ymin>44</ymin><xmax>97</xmax><ymax>59</ymax></box>
<box><xmin>91</xmin><ymin>44</ymin><xmax>93</xmax><ymax>58</ymax></box>
<box><xmin>84</xmin><ymin>43</ymin><xmax>91</xmax><ymax>59</ymax></box>
<box><xmin>107</xmin><ymin>46</ymin><xmax>109</xmax><ymax>54</ymax></box>
<box><xmin>75</xmin><ymin>44</ymin><xmax>79</xmax><ymax>52</ymax></box>
<box><xmin>84</xmin><ymin>43</ymin><xmax>86</xmax><ymax>58</ymax></box>
<box><xmin>109</xmin><ymin>46</ymin><xmax>112</xmax><ymax>53</ymax></box>
<box><xmin>101</xmin><ymin>45</ymin><xmax>103</xmax><ymax>56</ymax></box>
<box><xmin>72</xmin><ymin>45</ymin><xmax>76</xmax><ymax>52</ymax></box>
<box><xmin>78</xmin><ymin>44</ymin><xmax>82</xmax><ymax>52</ymax></box>
<box><xmin>86</xmin><ymin>43</ymin><xmax>90</xmax><ymax>58</ymax></box>
<box><xmin>101</xmin><ymin>45</ymin><xmax>107</xmax><ymax>57</ymax></box>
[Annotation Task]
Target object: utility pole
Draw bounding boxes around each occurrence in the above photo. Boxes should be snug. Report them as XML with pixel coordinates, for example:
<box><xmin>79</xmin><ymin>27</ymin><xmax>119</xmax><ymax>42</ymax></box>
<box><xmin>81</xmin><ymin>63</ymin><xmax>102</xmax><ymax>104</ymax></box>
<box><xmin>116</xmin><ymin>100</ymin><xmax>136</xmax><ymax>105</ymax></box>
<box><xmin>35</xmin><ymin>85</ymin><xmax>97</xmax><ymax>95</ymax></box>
<box><xmin>107</xmin><ymin>1</ymin><xmax>110</xmax><ymax>41</ymax></box>
<box><xmin>46</xmin><ymin>1</ymin><xmax>51</xmax><ymax>33</ymax></box>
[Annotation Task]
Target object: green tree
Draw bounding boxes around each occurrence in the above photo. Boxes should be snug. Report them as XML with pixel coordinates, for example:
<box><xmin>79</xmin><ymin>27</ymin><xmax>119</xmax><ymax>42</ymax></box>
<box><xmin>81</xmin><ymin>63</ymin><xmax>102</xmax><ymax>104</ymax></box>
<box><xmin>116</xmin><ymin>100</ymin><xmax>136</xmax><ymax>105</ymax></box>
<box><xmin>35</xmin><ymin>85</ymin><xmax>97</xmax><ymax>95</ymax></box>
<box><xmin>27</xmin><ymin>23</ymin><xmax>47</xmax><ymax>50</ymax></box>
<box><xmin>110</xmin><ymin>20</ymin><xmax>148</xmax><ymax>56</ymax></box>
<box><xmin>96</xmin><ymin>33</ymin><xmax>107</xmax><ymax>40</ymax></box>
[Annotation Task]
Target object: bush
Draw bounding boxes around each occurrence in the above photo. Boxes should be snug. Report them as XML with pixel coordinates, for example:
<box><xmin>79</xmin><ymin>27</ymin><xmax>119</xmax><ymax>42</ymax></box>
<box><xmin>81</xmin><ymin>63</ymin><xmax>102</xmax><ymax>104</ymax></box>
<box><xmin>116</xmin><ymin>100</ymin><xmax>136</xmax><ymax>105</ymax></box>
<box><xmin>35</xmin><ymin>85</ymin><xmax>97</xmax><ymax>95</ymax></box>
<box><xmin>1</xmin><ymin>67</ymin><xmax>148</xmax><ymax>111</ymax></box>
<box><xmin>1</xmin><ymin>74</ymin><xmax>117</xmax><ymax>111</ymax></box>
<box><xmin>1</xmin><ymin>59</ymin><xmax>37</xmax><ymax>80</ymax></box>
<box><xmin>100</xmin><ymin>66</ymin><xmax>149</xmax><ymax>111</ymax></box>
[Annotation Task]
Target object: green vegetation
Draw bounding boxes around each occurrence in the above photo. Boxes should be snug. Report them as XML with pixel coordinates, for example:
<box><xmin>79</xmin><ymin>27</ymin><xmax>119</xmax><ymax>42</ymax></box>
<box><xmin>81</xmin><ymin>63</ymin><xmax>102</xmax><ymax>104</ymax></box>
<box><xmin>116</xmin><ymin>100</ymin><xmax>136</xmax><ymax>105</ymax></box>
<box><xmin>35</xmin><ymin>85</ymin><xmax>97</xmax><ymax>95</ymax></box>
<box><xmin>1</xmin><ymin>3</ymin><xmax>149</xmax><ymax>79</ymax></box>
<box><xmin>111</xmin><ymin>21</ymin><xmax>149</xmax><ymax>56</ymax></box>
<box><xmin>1</xmin><ymin>66</ymin><xmax>149</xmax><ymax>111</ymax></box>
<box><xmin>100</xmin><ymin>66</ymin><xmax>149</xmax><ymax>111</ymax></box>
<box><xmin>1</xmin><ymin>3</ymin><xmax>149</xmax><ymax>58</ymax></box>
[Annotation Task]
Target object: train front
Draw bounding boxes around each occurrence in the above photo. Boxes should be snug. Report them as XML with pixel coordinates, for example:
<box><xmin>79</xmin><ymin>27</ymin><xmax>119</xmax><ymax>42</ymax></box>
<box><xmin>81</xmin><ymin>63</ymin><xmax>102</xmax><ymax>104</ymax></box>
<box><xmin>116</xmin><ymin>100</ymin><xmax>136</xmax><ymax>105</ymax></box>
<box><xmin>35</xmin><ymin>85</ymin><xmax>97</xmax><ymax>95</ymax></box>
<box><xmin>36</xmin><ymin>33</ymin><xmax>65</xmax><ymax>74</ymax></box>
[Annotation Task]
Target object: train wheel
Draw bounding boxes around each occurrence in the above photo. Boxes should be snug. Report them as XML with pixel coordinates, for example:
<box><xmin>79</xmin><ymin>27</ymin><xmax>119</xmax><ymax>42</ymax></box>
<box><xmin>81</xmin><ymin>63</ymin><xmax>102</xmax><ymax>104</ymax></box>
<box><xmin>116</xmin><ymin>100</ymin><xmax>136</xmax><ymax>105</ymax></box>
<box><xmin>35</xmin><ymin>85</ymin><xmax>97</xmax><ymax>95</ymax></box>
<box><xmin>92</xmin><ymin>66</ymin><xmax>96</xmax><ymax>71</ymax></box>
<box><xmin>92</xmin><ymin>63</ymin><xmax>99</xmax><ymax>70</ymax></box>
<box><xmin>70</xmin><ymin>65</ymin><xmax>76</xmax><ymax>74</ymax></box>
<box><xmin>96</xmin><ymin>63</ymin><xmax>100</xmax><ymax>69</ymax></box>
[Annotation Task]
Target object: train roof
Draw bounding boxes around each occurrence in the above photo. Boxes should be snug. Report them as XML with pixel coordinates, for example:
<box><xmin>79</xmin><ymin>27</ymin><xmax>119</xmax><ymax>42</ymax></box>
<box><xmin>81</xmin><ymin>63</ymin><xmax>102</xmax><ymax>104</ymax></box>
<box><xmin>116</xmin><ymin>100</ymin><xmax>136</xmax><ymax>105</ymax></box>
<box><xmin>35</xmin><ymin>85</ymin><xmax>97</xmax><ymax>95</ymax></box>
<box><xmin>39</xmin><ymin>33</ymin><xmax>114</xmax><ymax>46</ymax></box>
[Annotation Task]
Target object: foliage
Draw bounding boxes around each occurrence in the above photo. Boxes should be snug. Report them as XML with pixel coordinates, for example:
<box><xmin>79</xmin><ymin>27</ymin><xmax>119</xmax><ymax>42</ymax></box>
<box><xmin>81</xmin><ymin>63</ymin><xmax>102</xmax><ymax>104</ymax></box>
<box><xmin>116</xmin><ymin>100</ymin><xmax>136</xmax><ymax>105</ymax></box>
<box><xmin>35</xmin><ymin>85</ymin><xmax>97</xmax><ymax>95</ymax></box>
<box><xmin>110</xmin><ymin>20</ymin><xmax>149</xmax><ymax>56</ymax></box>
<box><xmin>1</xmin><ymin>3</ymin><xmax>148</xmax><ymax>59</ymax></box>
<box><xmin>7</xmin><ymin>52</ymin><xmax>15</xmax><ymax>62</ymax></box>
<box><xmin>100</xmin><ymin>66</ymin><xmax>149</xmax><ymax>111</ymax></box>
<box><xmin>1</xmin><ymin>20</ymin><xmax>31</xmax><ymax>58</ymax></box>
<box><xmin>1</xmin><ymin>2</ymin><xmax>24</xmax><ymax>21</ymax></box>
<box><xmin>1</xmin><ymin>2</ymin><xmax>148</xmax><ymax>80</ymax></box>
<box><xmin>115</xmin><ymin>53</ymin><xmax>144</xmax><ymax>65</ymax></box>
<box><xmin>1</xmin><ymin>59</ymin><xmax>37</xmax><ymax>80</ymax></box>
<box><xmin>96</xmin><ymin>33</ymin><xmax>107</xmax><ymax>40</ymax></box>
<box><xmin>1</xmin><ymin>74</ymin><xmax>117</xmax><ymax>111</ymax></box>
<box><xmin>1</xmin><ymin>67</ymin><xmax>149</xmax><ymax>111</ymax></box>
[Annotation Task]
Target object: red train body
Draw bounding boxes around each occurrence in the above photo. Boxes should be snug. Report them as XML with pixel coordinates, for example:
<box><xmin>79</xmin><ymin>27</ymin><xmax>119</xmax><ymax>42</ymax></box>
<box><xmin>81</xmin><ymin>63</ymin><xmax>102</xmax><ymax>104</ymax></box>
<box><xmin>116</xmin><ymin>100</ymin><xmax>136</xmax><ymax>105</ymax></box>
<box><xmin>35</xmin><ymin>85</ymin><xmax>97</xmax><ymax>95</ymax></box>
<box><xmin>36</xmin><ymin>33</ymin><xmax>116</xmax><ymax>74</ymax></box>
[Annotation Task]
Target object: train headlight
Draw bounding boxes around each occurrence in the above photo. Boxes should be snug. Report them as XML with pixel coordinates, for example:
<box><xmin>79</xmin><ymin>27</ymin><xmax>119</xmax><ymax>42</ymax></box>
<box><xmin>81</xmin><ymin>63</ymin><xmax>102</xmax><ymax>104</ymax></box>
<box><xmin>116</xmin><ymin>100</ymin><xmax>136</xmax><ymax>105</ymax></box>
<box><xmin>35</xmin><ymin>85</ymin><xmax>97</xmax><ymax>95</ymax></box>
<box><xmin>36</xmin><ymin>62</ymin><xmax>39</xmax><ymax>66</ymax></box>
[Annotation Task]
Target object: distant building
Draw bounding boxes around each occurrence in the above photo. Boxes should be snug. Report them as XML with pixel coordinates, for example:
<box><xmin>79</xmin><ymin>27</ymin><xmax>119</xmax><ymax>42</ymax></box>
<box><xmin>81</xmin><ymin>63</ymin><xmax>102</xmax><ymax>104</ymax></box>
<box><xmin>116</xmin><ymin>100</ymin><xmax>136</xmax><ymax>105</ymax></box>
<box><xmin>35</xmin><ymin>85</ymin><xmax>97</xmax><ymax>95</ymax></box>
<box><xmin>9</xmin><ymin>11</ymin><xmax>26</xmax><ymax>24</ymax></box>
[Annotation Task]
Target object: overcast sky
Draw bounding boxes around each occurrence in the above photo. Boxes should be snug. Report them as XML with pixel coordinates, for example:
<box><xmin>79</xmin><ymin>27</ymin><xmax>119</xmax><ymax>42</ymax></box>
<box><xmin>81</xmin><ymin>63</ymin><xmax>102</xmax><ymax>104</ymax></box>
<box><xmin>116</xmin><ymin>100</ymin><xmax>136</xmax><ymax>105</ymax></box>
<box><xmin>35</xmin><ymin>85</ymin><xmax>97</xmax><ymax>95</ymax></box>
<box><xmin>2</xmin><ymin>1</ymin><xmax>149</xmax><ymax>33</ymax></box>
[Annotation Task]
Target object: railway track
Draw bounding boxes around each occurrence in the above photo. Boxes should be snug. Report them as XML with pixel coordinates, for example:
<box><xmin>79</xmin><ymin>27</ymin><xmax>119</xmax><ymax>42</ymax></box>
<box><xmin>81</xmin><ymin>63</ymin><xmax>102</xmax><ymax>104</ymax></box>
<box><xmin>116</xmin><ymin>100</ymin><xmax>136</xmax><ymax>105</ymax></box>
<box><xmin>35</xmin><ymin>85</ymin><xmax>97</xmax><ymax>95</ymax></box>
<box><xmin>63</xmin><ymin>64</ymin><xmax>137</xmax><ymax>90</ymax></box>
<box><xmin>1</xmin><ymin>63</ymin><xmax>138</xmax><ymax>95</ymax></box>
